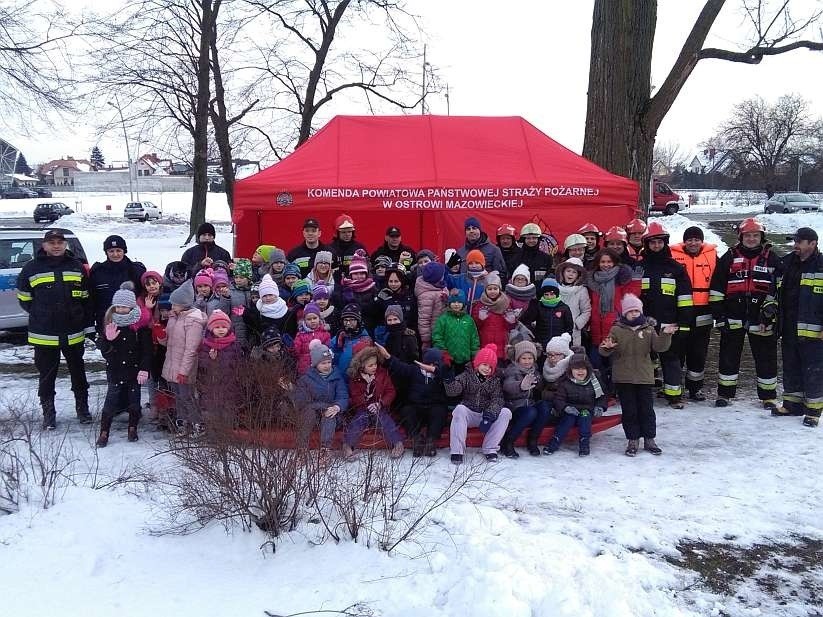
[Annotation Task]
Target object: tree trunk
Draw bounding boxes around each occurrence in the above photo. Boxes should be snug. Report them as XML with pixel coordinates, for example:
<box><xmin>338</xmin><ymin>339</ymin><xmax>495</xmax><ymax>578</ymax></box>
<box><xmin>583</xmin><ymin>0</ymin><xmax>657</xmax><ymax>213</ymax></box>
<box><xmin>189</xmin><ymin>0</ymin><xmax>217</xmax><ymax>242</ymax></box>
<box><xmin>209</xmin><ymin>21</ymin><xmax>235</xmax><ymax>213</ymax></box>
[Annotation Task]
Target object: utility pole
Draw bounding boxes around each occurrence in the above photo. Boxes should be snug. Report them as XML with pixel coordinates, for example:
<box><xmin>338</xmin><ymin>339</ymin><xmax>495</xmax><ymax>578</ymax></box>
<box><xmin>445</xmin><ymin>83</ymin><xmax>450</xmax><ymax>115</ymax></box>
<box><xmin>107</xmin><ymin>94</ymin><xmax>134</xmax><ymax>201</ymax></box>
<box><xmin>421</xmin><ymin>44</ymin><xmax>427</xmax><ymax>115</ymax></box>
<box><xmin>797</xmin><ymin>159</ymin><xmax>802</xmax><ymax>191</ymax></box>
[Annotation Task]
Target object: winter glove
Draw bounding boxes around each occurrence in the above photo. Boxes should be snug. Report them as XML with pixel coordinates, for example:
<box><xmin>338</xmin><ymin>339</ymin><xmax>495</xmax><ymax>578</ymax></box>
<box><xmin>564</xmin><ymin>405</ymin><xmax>580</xmax><ymax>416</ymax></box>
<box><xmin>520</xmin><ymin>373</ymin><xmax>538</xmax><ymax>390</ymax></box>
<box><xmin>137</xmin><ymin>370</ymin><xmax>149</xmax><ymax>385</ymax></box>
<box><xmin>446</xmin><ymin>251</ymin><xmax>462</xmax><ymax>270</ymax></box>
<box><xmin>152</xmin><ymin>322</ymin><xmax>167</xmax><ymax>341</ymax></box>
<box><xmin>176</xmin><ymin>373</ymin><xmax>188</xmax><ymax>385</ymax></box>
<box><xmin>593</xmin><ymin>406</ymin><xmax>604</xmax><ymax>417</ymax></box>
<box><xmin>231</xmin><ymin>305</ymin><xmax>245</xmax><ymax>317</ymax></box>
<box><xmin>478</xmin><ymin>307</ymin><xmax>489</xmax><ymax>320</ymax></box>
<box><xmin>377</xmin><ymin>288</ymin><xmax>394</xmax><ymax>301</ymax></box>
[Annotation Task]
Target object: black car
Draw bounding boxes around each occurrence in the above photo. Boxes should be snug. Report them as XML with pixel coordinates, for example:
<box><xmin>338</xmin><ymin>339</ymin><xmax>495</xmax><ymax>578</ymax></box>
<box><xmin>33</xmin><ymin>202</ymin><xmax>74</xmax><ymax>223</ymax></box>
<box><xmin>33</xmin><ymin>187</ymin><xmax>53</xmax><ymax>198</ymax></box>
<box><xmin>1</xmin><ymin>186</ymin><xmax>37</xmax><ymax>199</ymax></box>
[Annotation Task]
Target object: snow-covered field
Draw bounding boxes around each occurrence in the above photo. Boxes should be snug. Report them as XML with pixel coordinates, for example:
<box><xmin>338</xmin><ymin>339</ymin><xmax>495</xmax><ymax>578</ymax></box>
<box><xmin>1</xmin><ymin>192</ymin><xmax>821</xmax><ymax>617</ymax></box>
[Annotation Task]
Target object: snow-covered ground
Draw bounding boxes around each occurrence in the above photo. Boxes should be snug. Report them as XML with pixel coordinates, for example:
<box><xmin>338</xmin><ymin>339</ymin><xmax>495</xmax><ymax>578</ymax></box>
<box><xmin>757</xmin><ymin>211</ymin><xmax>823</xmax><ymax>237</ymax></box>
<box><xmin>1</xmin><ymin>193</ymin><xmax>821</xmax><ymax>617</ymax></box>
<box><xmin>648</xmin><ymin>213</ymin><xmax>730</xmax><ymax>253</ymax></box>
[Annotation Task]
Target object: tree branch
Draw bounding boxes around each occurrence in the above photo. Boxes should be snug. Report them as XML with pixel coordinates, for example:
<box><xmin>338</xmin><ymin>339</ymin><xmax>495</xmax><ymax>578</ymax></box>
<box><xmin>699</xmin><ymin>39</ymin><xmax>823</xmax><ymax>62</ymax></box>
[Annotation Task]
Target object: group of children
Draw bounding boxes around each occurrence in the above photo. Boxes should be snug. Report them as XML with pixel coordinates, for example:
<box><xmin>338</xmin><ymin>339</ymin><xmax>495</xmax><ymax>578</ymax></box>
<box><xmin>95</xmin><ymin>224</ymin><xmax>671</xmax><ymax>460</ymax></box>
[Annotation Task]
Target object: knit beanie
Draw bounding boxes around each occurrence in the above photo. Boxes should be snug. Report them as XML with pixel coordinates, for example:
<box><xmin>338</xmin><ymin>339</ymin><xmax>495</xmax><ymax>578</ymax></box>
<box><xmin>232</xmin><ymin>258</ymin><xmax>252</xmax><ymax>280</ymax></box>
<box><xmin>417</xmin><ymin>249</ymin><xmax>436</xmax><ymax>262</ymax></box>
<box><xmin>207</xmin><ymin>309</ymin><xmax>231</xmax><ymax>331</ymax></box>
<box><xmin>303</xmin><ymin>302</ymin><xmax>321</xmax><ymax>318</ymax></box>
<box><xmin>514</xmin><ymin>340</ymin><xmax>538</xmax><ymax>363</ymax></box>
<box><xmin>270</xmin><ymin>248</ymin><xmax>287</xmax><ymax>264</ymax></box>
<box><xmin>314</xmin><ymin>251</ymin><xmax>333</xmax><ymax>265</ymax></box>
<box><xmin>197</xmin><ymin>222</ymin><xmax>216</xmax><ymax>239</ymax></box>
<box><xmin>284</xmin><ymin>263</ymin><xmax>301</xmax><ymax>278</ymax></box>
<box><xmin>349</xmin><ymin>255</ymin><xmax>370</xmax><ymax>276</ymax></box>
<box><xmin>312</xmin><ymin>283</ymin><xmax>331</xmax><ymax>300</ymax></box>
<box><xmin>141</xmin><ymin>270</ymin><xmax>162</xmax><ymax>287</ymax></box>
<box><xmin>194</xmin><ymin>268</ymin><xmax>214</xmax><ymax>288</ymax></box>
<box><xmin>169</xmin><ymin>281</ymin><xmax>195</xmax><ymax>307</ymax></box>
<box><xmin>464</xmin><ymin>216</ymin><xmax>481</xmax><ymax>230</ymax></box>
<box><xmin>563</xmin><ymin>233</ymin><xmax>587</xmax><ymax>250</ymax></box>
<box><xmin>212</xmin><ymin>269</ymin><xmax>230</xmax><ymax>289</ymax></box>
<box><xmin>158</xmin><ymin>293</ymin><xmax>172</xmax><ymax>311</ymax></box>
<box><xmin>511</xmin><ymin>264</ymin><xmax>531</xmax><ymax>282</ymax></box>
<box><xmin>422</xmin><ymin>347</ymin><xmax>443</xmax><ymax>367</ymax></box>
<box><xmin>485</xmin><ymin>272</ymin><xmax>502</xmax><ymax>288</ymax></box>
<box><xmin>384</xmin><ymin>304</ymin><xmax>404</xmax><ymax>322</ymax></box>
<box><xmin>341</xmin><ymin>303</ymin><xmax>362</xmax><ymax>322</ymax></box>
<box><xmin>259</xmin><ymin>274</ymin><xmax>279</xmax><ymax>298</ymax></box>
<box><xmin>545</xmin><ymin>332</ymin><xmax>572</xmax><ymax>356</ymax></box>
<box><xmin>621</xmin><ymin>293</ymin><xmax>643</xmax><ymax>315</ymax></box>
<box><xmin>373</xmin><ymin>255</ymin><xmax>392</xmax><ymax>270</ymax></box>
<box><xmin>422</xmin><ymin>261</ymin><xmax>446</xmax><ymax>284</ymax></box>
<box><xmin>473</xmin><ymin>344</ymin><xmax>498</xmax><ymax>371</ymax></box>
<box><xmin>568</xmin><ymin>352</ymin><xmax>592</xmax><ymax>373</ymax></box>
<box><xmin>104</xmin><ymin>235</ymin><xmax>127</xmax><ymax>253</ymax></box>
<box><xmin>449</xmin><ymin>289</ymin><xmax>467</xmax><ymax>307</ymax></box>
<box><xmin>466</xmin><ymin>249</ymin><xmax>486</xmax><ymax>267</ymax></box>
<box><xmin>260</xmin><ymin>326</ymin><xmax>282</xmax><ymax>348</ymax></box>
<box><xmin>291</xmin><ymin>279</ymin><xmax>311</xmax><ymax>297</ymax></box>
<box><xmin>540</xmin><ymin>277</ymin><xmax>560</xmax><ymax>294</ymax></box>
<box><xmin>111</xmin><ymin>281</ymin><xmax>137</xmax><ymax>308</ymax></box>
<box><xmin>309</xmin><ymin>339</ymin><xmax>334</xmax><ymax>367</ymax></box>
<box><xmin>559</xmin><ymin>257</ymin><xmax>585</xmax><ymax>272</ymax></box>
<box><xmin>683</xmin><ymin>226</ymin><xmax>704</xmax><ymax>242</ymax></box>
<box><xmin>255</xmin><ymin>245</ymin><xmax>277</xmax><ymax>263</ymax></box>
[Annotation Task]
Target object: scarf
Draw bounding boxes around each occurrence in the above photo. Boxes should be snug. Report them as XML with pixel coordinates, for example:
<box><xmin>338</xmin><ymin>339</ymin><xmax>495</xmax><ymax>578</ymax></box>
<box><xmin>591</xmin><ymin>267</ymin><xmax>621</xmax><ymax>315</ymax></box>
<box><xmin>257</xmin><ymin>297</ymin><xmax>288</xmax><ymax>319</ymax></box>
<box><xmin>468</xmin><ymin>269</ymin><xmax>485</xmax><ymax>279</ymax></box>
<box><xmin>620</xmin><ymin>314</ymin><xmax>648</xmax><ymax>328</ymax></box>
<box><xmin>342</xmin><ymin>276</ymin><xmax>376</xmax><ymax>293</ymax></box>
<box><xmin>203</xmin><ymin>331</ymin><xmax>237</xmax><ymax>351</ymax></box>
<box><xmin>505</xmin><ymin>282</ymin><xmax>535</xmax><ymax>302</ymax></box>
<box><xmin>319</xmin><ymin>305</ymin><xmax>335</xmax><ymax>321</ymax></box>
<box><xmin>479</xmin><ymin>291</ymin><xmax>511</xmax><ymax>313</ymax></box>
<box><xmin>543</xmin><ymin>355</ymin><xmax>571</xmax><ymax>383</ymax></box>
<box><xmin>299</xmin><ymin>320</ymin><xmax>324</xmax><ymax>334</ymax></box>
<box><xmin>539</xmin><ymin>296</ymin><xmax>561</xmax><ymax>308</ymax></box>
<box><xmin>111</xmin><ymin>306</ymin><xmax>141</xmax><ymax>327</ymax></box>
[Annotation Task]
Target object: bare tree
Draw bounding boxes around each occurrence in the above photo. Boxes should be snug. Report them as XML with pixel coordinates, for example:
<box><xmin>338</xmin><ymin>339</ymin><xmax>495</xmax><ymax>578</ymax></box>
<box><xmin>243</xmin><ymin>0</ymin><xmax>432</xmax><ymax>158</ymax></box>
<box><xmin>714</xmin><ymin>94</ymin><xmax>822</xmax><ymax>185</ymax></box>
<box><xmin>583</xmin><ymin>0</ymin><xmax>823</xmax><ymax>211</ymax></box>
<box><xmin>653</xmin><ymin>140</ymin><xmax>685</xmax><ymax>173</ymax></box>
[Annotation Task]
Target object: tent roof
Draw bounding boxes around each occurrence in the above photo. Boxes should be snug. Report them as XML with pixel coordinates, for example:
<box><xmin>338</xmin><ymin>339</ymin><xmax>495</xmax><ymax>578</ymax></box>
<box><xmin>236</xmin><ymin>115</ymin><xmax>637</xmax><ymax>202</ymax></box>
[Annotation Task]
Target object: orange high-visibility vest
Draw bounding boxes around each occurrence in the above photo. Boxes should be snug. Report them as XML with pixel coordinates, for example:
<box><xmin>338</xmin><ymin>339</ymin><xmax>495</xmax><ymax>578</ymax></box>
<box><xmin>670</xmin><ymin>243</ymin><xmax>717</xmax><ymax>306</ymax></box>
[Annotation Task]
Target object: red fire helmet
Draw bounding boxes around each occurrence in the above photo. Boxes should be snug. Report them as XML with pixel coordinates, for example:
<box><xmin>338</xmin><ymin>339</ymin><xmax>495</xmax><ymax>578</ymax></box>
<box><xmin>738</xmin><ymin>217</ymin><xmax>766</xmax><ymax>235</ymax></box>
<box><xmin>644</xmin><ymin>221</ymin><xmax>669</xmax><ymax>241</ymax></box>
<box><xmin>496</xmin><ymin>224</ymin><xmax>516</xmax><ymax>238</ymax></box>
<box><xmin>625</xmin><ymin>218</ymin><xmax>648</xmax><ymax>235</ymax></box>
<box><xmin>578</xmin><ymin>223</ymin><xmax>602</xmax><ymax>237</ymax></box>
<box><xmin>605</xmin><ymin>226</ymin><xmax>628</xmax><ymax>243</ymax></box>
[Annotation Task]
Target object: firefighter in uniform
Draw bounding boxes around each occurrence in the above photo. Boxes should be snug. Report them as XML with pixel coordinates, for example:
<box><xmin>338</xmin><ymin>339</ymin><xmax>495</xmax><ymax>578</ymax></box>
<box><xmin>16</xmin><ymin>229</ymin><xmax>95</xmax><ymax>429</ymax></box>
<box><xmin>670</xmin><ymin>226</ymin><xmax>718</xmax><ymax>400</ymax></box>
<box><xmin>709</xmin><ymin>218</ymin><xmax>780</xmax><ymax>409</ymax></box>
<box><xmin>625</xmin><ymin>218</ymin><xmax>647</xmax><ymax>262</ymax></box>
<box><xmin>639</xmin><ymin>221</ymin><xmax>693</xmax><ymax>408</ymax></box>
<box><xmin>578</xmin><ymin>223</ymin><xmax>603</xmax><ymax>269</ymax></box>
<box><xmin>774</xmin><ymin>227</ymin><xmax>823</xmax><ymax>427</ymax></box>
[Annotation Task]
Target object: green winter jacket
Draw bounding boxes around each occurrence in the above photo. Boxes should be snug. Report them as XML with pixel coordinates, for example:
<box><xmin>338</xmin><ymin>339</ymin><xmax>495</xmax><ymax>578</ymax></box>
<box><xmin>432</xmin><ymin>310</ymin><xmax>480</xmax><ymax>365</ymax></box>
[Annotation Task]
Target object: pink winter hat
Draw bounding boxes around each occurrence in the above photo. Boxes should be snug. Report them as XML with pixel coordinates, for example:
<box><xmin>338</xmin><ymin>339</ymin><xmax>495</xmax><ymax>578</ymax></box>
<box><xmin>206</xmin><ymin>309</ymin><xmax>231</xmax><ymax>331</ymax></box>
<box><xmin>621</xmin><ymin>293</ymin><xmax>643</xmax><ymax>315</ymax></box>
<box><xmin>212</xmin><ymin>269</ymin><xmax>230</xmax><ymax>288</ymax></box>
<box><xmin>194</xmin><ymin>268</ymin><xmax>214</xmax><ymax>288</ymax></box>
<box><xmin>473</xmin><ymin>344</ymin><xmax>499</xmax><ymax>371</ymax></box>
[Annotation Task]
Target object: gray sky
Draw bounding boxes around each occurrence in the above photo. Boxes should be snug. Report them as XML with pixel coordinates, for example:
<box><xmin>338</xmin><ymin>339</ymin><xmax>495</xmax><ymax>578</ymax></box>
<box><xmin>9</xmin><ymin>0</ymin><xmax>823</xmax><ymax>167</ymax></box>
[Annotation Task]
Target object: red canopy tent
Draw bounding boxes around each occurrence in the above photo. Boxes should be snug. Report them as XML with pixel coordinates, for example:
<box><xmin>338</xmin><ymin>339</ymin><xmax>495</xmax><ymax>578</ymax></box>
<box><xmin>233</xmin><ymin>115</ymin><xmax>639</xmax><ymax>258</ymax></box>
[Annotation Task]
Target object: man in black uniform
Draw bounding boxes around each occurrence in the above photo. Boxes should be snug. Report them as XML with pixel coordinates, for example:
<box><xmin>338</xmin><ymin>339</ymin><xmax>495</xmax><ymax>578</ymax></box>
<box><xmin>286</xmin><ymin>218</ymin><xmax>332</xmax><ymax>278</ymax></box>
<box><xmin>372</xmin><ymin>226</ymin><xmax>417</xmax><ymax>270</ymax></box>
<box><xmin>88</xmin><ymin>235</ymin><xmax>146</xmax><ymax>331</ymax></box>
<box><xmin>17</xmin><ymin>230</ymin><xmax>95</xmax><ymax>428</ymax></box>
<box><xmin>180</xmin><ymin>222</ymin><xmax>232</xmax><ymax>276</ymax></box>
<box><xmin>329</xmin><ymin>213</ymin><xmax>368</xmax><ymax>279</ymax></box>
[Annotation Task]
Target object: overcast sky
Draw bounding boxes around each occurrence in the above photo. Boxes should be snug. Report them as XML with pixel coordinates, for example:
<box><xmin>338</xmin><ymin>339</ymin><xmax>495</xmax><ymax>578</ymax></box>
<box><xmin>9</xmin><ymin>0</ymin><xmax>823</xmax><ymax>167</ymax></box>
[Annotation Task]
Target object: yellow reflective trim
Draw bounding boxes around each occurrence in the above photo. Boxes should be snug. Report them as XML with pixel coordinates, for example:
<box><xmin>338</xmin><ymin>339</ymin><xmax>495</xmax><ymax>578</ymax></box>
<box><xmin>17</xmin><ymin>291</ymin><xmax>32</xmax><ymax>301</ymax></box>
<box><xmin>71</xmin><ymin>290</ymin><xmax>89</xmax><ymax>298</ymax></box>
<box><xmin>28</xmin><ymin>335</ymin><xmax>59</xmax><ymax>346</ymax></box>
<box><xmin>63</xmin><ymin>275</ymin><xmax>82</xmax><ymax>283</ymax></box>
<box><xmin>29</xmin><ymin>274</ymin><xmax>55</xmax><ymax>287</ymax></box>
<box><xmin>663</xmin><ymin>385</ymin><xmax>682</xmax><ymax>396</ymax></box>
<box><xmin>67</xmin><ymin>334</ymin><xmax>85</xmax><ymax>345</ymax></box>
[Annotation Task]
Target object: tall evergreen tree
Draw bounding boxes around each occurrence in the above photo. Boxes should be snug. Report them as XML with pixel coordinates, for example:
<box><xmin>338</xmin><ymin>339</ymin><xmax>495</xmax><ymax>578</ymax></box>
<box><xmin>14</xmin><ymin>152</ymin><xmax>32</xmax><ymax>175</ymax></box>
<box><xmin>90</xmin><ymin>146</ymin><xmax>105</xmax><ymax>170</ymax></box>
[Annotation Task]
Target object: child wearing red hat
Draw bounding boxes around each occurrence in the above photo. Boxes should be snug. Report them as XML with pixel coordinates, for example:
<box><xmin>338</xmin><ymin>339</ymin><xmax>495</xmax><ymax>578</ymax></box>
<box><xmin>445</xmin><ymin>343</ymin><xmax>512</xmax><ymax>463</ymax></box>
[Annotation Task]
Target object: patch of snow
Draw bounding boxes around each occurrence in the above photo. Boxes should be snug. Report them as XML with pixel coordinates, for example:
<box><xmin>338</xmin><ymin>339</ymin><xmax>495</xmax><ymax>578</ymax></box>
<box><xmin>648</xmin><ymin>213</ymin><xmax>729</xmax><ymax>254</ymax></box>
<box><xmin>756</xmin><ymin>212</ymin><xmax>823</xmax><ymax>236</ymax></box>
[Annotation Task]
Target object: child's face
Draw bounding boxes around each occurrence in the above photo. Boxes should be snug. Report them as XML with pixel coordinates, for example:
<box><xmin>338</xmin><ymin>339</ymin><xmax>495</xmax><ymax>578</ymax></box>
<box><xmin>606</xmin><ymin>240</ymin><xmax>625</xmax><ymax>253</ymax></box>
<box><xmin>467</xmin><ymin>263</ymin><xmax>484</xmax><ymax>274</ymax></box>
<box><xmin>386</xmin><ymin>314</ymin><xmax>401</xmax><ymax>326</ymax></box>
<box><xmin>477</xmin><ymin>363</ymin><xmax>493</xmax><ymax>377</ymax></box>
<box><xmin>562</xmin><ymin>267</ymin><xmax>579</xmax><ymax>284</ymax></box>
<box><xmin>261</xmin><ymin>293</ymin><xmax>277</xmax><ymax>305</ymax></box>
<box><xmin>304</xmin><ymin>313</ymin><xmax>320</xmax><ymax>329</ymax></box>
<box><xmin>568</xmin><ymin>246</ymin><xmax>585</xmax><ymax>259</ymax></box>
<box><xmin>584</xmin><ymin>234</ymin><xmax>598</xmax><ymax>250</ymax></box>
<box><xmin>542</xmin><ymin>290</ymin><xmax>557</xmax><ymax>300</ymax></box>
<box><xmin>216</xmin><ymin>284</ymin><xmax>231</xmax><ymax>298</ymax></box>
<box><xmin>546</xmin><ymin>352</ymin><xmax>565</xmax><ymax>367</ymax></box>
<box><xmin>571</xmin><ymin>366</ymin><xmax>588</xmax><ymax>380</ymax></box>
<box><xmin>449</xmin><ymin>264</ymin><xmax>461</xmax><ymax>274</ymax></box>
<box><xmin>362</xmin><ymin>357</ymin><xmax>378</xmax><ymax>376</ymax></box>
<box><xmin>513</xmin><ymin>274</ymin><xmax>529</xmax><ymax>287</ymax></box>
<box><xmin>251</xmin><ymin>252</ymin><xmax>263</xmax><ymax>266</ymax></box>
<box><xmin>315</xmin><ymin>297</ymin><xmax>329</xmax><ymax>310</ymax></box>
<box><xmin>265</xmin><ymin>342</ymin><xmax>282</xmax><ymax>354</ymax></box>
<box><xmin>114</xmin><ymin>305</ymin><xmax>131</xmax><ymax>315</ymax></box>
<box><xmin>234</xmin><ymin>275</ymin><xmax>249</xmax><ymax>288</ymax></box>
<box><xmin>171</xmin><ymin>303</ymin><xmax>186</xmax><ymax>315</ymax></box>
<box><xmin>375</xmin><ymin>266</ymin><xmax>387</xmax><ymax>278</ymax></box>
<box><xmin>387</xmin><ymin>273</ymin><xmax>403</xmax><ymax>291</ymax></box>
<box><xmin>160</xmin><ymin>308</ymin><xmax>171</xmax><ymax>320</ymax></box>
<box><xmin>449</xmin><ymin>301</ymin><xmax>464</xmax><ymax>313</ymax></box>
<box><xmin>624</xmin><ymin>308</ymin><xmax>641</xmax><ymax>321</ymax></box>
<box><xmin>352</xmin><ymin>271</ymin><xmax>367</xmax><ymax>282</ymax></box>
<box><xmin>196</xmin><ymin>284</ymin><xmax>212</xmax><ymax>297</ymax></box>
<box><xmin>316</xmin><ymin>359</ymin><xmax>333</xmax><ymax>375</ymax></box>
<box><xmin>598</xmin><ymin>256</ymin><xmax>615</xmax><ymax>271</ymax></box>
<box><xmin>342</xmin><ymin>317</ymin><xmax>358</xmax><ymax>330</ymax></box>
<box><xmin>296</xmin><ymin>292</ymin><xmax>311</xmax><ymax>305</ymax></box>
<box><xmin>211</xmin><ymin>325</ymin><xmax>229</xmax><ymax>338</ymax></box>
<box><xmin>315</xmin><ymin>262</ymin><xmax>330</xmax><ymax>276</ymax></box>
<box><xmin>272</xmin><ymin>262</ymin><xmax>285</xmax><ymax>273</ymax></box>
<box><xmin>517</xmin><ymin>353</ymin><xmax>535</xmax><ymax>370</ymax></box>
<box><xmin>485</xmin><ymin>284</ymin><xmax>500</xmax><ymax>299</ymax></box>
<box><xmin>144</xmin><ymin>278</ymin><xmax>161</xmax><ymax>295</ymax></box>
<box><xmin>284</xmin><ymin>275</ymin><xmax>298</xmax><ymax>287</ymax></box>
<box><xmin>417</xmin><ymin>255</ymin><xmax>432</xmax><ymax>267</ymax></box>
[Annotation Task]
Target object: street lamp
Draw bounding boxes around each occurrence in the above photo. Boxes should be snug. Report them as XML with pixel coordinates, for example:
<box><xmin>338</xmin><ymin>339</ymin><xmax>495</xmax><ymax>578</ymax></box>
<box><xmin>107</xmin><ymin>95</ymin><xmax>134</xmax><ymax>201</ymax></box>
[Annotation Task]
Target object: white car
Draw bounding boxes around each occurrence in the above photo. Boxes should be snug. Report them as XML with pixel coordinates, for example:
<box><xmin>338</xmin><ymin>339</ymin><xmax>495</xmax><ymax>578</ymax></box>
<box><xmin>124</xmin><ymin>201</ymin><xmax>162</xmax><ymax>221</ymax></box>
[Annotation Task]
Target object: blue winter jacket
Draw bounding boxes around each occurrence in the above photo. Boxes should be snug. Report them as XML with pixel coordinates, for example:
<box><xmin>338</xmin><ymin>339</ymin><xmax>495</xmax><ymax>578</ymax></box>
<box><xmin>295</xmin><ymin>367</ymin><xmax>349</xmax><ymax>414</ymax></box>
<box><xmin>331</xmin><ymin>329</ymin><xmax>372</xmax><ymax>377</ymax></box>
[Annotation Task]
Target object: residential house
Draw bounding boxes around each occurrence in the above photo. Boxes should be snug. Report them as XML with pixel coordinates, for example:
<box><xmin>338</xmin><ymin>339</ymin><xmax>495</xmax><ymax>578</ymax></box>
<box><xmin>37</xmin><ymin>156</ymin><xmax>93</xmax><ymax>186</ymax></box>
<box><xmin>687</xmin><ymin>149</ymin><xmax>733</xmax><ymax>175</ymax></box>
<box><xmin>136</xmin><ymin>153</ymin><xmax>172</xmax><ymax>177</ymax></box>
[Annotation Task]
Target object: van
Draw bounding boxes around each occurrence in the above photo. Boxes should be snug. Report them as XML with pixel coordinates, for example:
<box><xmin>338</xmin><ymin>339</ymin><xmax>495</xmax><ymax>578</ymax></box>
<box><xmin>651</xmin><ymin>181</ymin><xmax>686</xmax><ymax>215</ymax></box>
<box><xmin>0</xmin><ymin>228</ymin><xmax>88</xmax><ymax>330</ymax></box>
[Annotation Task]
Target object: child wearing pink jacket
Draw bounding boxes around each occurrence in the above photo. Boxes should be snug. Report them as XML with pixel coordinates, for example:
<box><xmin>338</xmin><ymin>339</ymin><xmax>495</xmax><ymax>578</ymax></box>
<box><xmin>292</xmin><ymin>302</ymin><xmax>332</xmax><ymax>374</ymax></box>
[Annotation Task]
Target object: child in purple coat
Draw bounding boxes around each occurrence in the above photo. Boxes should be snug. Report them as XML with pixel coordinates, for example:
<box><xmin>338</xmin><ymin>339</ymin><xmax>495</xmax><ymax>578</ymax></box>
<box><xmin>198</xmin><ymin>309</ymin><xmax>243</xmax><ymax>425</ymax></box>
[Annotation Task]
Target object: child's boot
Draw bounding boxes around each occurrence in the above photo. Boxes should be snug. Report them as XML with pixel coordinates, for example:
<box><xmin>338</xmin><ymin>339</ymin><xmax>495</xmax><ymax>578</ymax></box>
<box><xmin>526</xmin><ymin>435</ymin><xmax>541</xmax><ymax>456</ymax></box>
<box><xmin>424</xmin><ymin>438</ymin><xmax>437</xmax><ymax>457</ymax></box>
<box><xmin>96</xmin><ymin>415</ymin><xmax>113</xmax><ymax>448</ymax></box>
<box><xmin>578</xmin><ymin>437</ymin><xmax>590</xmax><ymax>457</ymax></box>
<box><xmin>643</xmin><ymin>437</ymin><xmax>662</xmax><ymax>455</ymax></box>
<box><xmin>625</xmin><ymin>439</ymin><xmax>639</xmax><ymax>457</ymax></box>
<box><xmin>500</xmin><ymin>437</ymin><xmax>518</xmax><ymax>459</ymax></box>
<box><xmin>542</xmin><ymin>437</ymin><xmax>560</xmax><ymax>455</ymax></box>
<box><xmin>412</xmin><ymin>434</ymin><xmax>425</xmax><ymax>458</ymax></box>
<box><xmin>127</xmin><ymin>408</ymin><xmax>140</xmax><ymax>442</ymax></box>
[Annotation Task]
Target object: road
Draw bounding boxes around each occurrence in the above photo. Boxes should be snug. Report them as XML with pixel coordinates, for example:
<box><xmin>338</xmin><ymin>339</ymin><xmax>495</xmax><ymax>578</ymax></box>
<box><xmin>0</xmin><ymin>216</ymin><xmax>48</xmax><ymax>229</ymax></box>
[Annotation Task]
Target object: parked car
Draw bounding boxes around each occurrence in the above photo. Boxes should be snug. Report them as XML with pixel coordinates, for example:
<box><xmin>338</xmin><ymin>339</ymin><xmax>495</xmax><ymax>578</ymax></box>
<box><xmin>33</xmin><ymin>202</ymin><xmax>74</xmax><ymax>223</ymax></box>
<box><xmin>33</xmin><ymin>187</ymin><xmax>53</xmax><ymax>198</ymax></box>
<box><xmin>124</xmin><ymin>201</ymin><xmax>162</xmax><ymax>221</ymax></box>
<box><xmin>763</xmin><ymin>193</ymin><xmax>820</xmax><ymax>214</ymax></box>
<box><xmin>0</xmin><ymin>228</ymin><xmax>88</xmax><ymax>330</ymax></box>
<box><xmin>650</xmin><ymin>181</ymin><xmax>686</xmax><ymax>215</ymax></box>
<box><xmin>1</xmin><ymin>186</ymin><xmax>37</xmax><ymax>199</ymax></box>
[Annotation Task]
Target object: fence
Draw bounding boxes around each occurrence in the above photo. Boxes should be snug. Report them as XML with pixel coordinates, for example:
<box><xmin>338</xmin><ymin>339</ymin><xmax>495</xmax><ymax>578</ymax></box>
<box><xmin>73</xmin><ymin>172</ymin><xmax>193</xmax><ymax>193</ymax></box>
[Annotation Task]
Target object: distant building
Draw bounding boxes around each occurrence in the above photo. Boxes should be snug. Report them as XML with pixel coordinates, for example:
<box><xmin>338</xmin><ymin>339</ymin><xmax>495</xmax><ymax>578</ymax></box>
<box><xmin>37</xmin><ymin>156</ymin><xmax>93</xmax><ymax>186</ymax></box>
<box><xmin>687</xmin><ymin>149</ymin><xmax>732</xmax><ymax>175</ymax></box>
<box><xmin>652</xmin><ymin>160</ymin><xmax>671</xmax><ymax>178</ymax></box>
<box><xmin>136</xmin><ymin>152</ymin><xmax>173</xmax><ymax>177</ymax></box>
<box><xmin>0</xmin><ymin>173</ymin><xmax>38</xmax><ymax>186</ymax></box>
